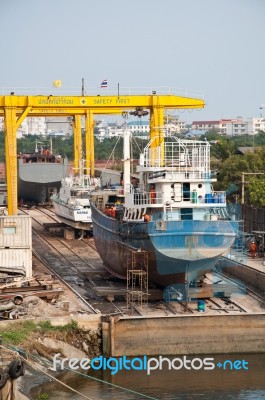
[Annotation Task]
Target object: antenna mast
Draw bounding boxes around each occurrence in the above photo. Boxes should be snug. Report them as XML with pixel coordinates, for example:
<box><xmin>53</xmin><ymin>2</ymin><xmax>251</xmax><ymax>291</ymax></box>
<box><xmin>81</xmin><ymin>78</ymin><xmax>85</xmax><ymax>96</ymax></box>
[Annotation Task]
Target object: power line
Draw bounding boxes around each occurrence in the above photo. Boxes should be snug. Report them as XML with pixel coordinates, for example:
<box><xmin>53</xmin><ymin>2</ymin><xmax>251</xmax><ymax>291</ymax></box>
<box><xmin>0</xmin><ymin>344</ymin><xmax>159</xmax><ymax>400</ymax></box>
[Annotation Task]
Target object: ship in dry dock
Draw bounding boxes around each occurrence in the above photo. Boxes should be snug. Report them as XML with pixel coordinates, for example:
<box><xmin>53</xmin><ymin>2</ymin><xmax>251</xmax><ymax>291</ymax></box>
<box><xmin>90</xmin><ymin>131</ymin><xmax>239</xmax><ymax>295</ymax></box>
<box><xmin>18</xmin><ymin>140</ymin><xmax>68</xmax><ymax>204</ymax></box>
<box><xmin>50</xmin><ymin>160</ymin><xmax>98</xmax><ymax>230</ymax></box>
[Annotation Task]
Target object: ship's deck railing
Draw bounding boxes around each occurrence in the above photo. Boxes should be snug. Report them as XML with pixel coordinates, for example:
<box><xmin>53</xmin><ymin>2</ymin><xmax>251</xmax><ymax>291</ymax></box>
<box><xmin>148</xmin><ymin>170</ymin><xmax>215</xmax><ymax>181</ymax></box>
<box><xmin>131</xmin><ymin>190</ymin><xmax>226</xmax><ymax>207</ymax></box>
<box><xmin>141</xmin><ymin>140</ymin><xmax>210</xmax><ymax>173</ymax></box>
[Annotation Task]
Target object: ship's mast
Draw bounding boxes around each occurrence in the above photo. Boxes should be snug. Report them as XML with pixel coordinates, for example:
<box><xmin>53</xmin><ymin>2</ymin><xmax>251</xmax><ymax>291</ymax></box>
<box><xmin>123</xmin><ymin>130</ymin><xmax>131</xmax><ymax>194</ymax></box>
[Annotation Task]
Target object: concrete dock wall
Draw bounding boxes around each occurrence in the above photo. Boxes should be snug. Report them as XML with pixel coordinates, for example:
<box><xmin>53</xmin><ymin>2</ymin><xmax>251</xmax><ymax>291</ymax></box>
<box><xmin>102</xmin><ymin>313</ymin><xmax>265</xmax><ymax>357</ymax></box>
<box><xmin>217</xmin><ymin>259</ymin><xmax>265</xmax><ymax>293</ymax></box>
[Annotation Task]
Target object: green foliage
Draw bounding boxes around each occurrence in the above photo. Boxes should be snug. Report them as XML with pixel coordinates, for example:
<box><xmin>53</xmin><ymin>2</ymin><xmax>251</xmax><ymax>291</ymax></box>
<box><xmin>203</xmin><ymin>130</ymin><xmax>220</xmax><ymax>140</ymax></box>
<box><xmin>95</xmin><ymin>137</ymin><xmax>122</xmax><ymax>160</ymax></box>
<box><xmin>214</xmin><ymin>147</ymin><xmax>265</xmax><ymax>204</ymax></box>
<box><xmin>17</xmin><ymin>135</ymin><xmax>74</xmax><ymax>159</ymax></box>
<box><xmin>37</xmin><ymin>319</ymin><xmax>79</xmax><ymax>332</ymax></box>
<box><xmin>94</xmin><ymin>136</ymin><xmax>148</xmax><ymax>163</ymax></box>
<box><xmin>0</xmin><ymin>320</ymin><xmax>79</xmax><ymax>345</ymax></box>
<box><xmin>0</xmin><ymin>320</ymin><xmax>36</xmax><ymax>344</ymax></box>
<box><xmin>14</xmin><ymin>134</ymin><xmax>147</xmax><ymax>163</ymax></box>
<box><xmin>214</xmin><ymin>155</ymin><xmax>247</xmax><ymax>192</ymax></box>
<box><xmin>37</xmin><ymin>394</ymin><xmax>49</xmax><ymax>400</ymax></box>
<box><xmin>247</xmin><ymin>177</ymin><xmax>265</xmax><ymax>206</ymax></box>
<box><xmin>210</xmin><ymin>140</ymin><xmax>237</xmax><ymax>162</ymax></box>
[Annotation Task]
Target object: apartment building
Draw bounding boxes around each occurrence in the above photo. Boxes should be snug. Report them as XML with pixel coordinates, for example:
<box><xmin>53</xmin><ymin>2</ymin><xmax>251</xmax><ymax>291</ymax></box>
<box><xmin>0</xmin><ymin>116</ymin><xmax>73</xmax><ymax>137</ymax></box>
<box><xmin>247</xmin><ymin>117</ymin><xmax>265</xmax><ymax>134</ymax></box>
<box><xmin>192</xmin><ymin>117</ymin><xmax>265</xmax><ymax>136</ymax></box>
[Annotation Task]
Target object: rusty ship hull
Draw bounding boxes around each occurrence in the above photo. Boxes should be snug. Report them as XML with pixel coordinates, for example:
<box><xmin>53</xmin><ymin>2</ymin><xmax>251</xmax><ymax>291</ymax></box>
<box><xmin>91</xmin><ymin>201</ymin><xmax>238</xmax><ymax>287</ymax></box>
<box><xmin>90</xmin><ymin>133</ymin><xmax>239</xmax><ymax>292</ymax></box>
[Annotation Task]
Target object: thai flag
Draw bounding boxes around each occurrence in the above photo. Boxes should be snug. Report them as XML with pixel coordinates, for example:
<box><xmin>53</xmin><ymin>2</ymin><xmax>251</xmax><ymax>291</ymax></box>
<box><xmin>101</xmin><ymin>79</ymin><xmax>107</xmax><ymax>88</ymax></box>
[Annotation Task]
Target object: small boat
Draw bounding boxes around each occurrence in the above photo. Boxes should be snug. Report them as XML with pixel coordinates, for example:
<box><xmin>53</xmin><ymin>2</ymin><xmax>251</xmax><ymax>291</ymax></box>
<box><xmin>90</xmin><ymin>130</ymin><xmax>239</xmax><ymax>297</ymax></box>
<box><xmin>51</xmin><ymin>161</ymin><xmax>99</xmax><ymax>230</ymax></box>
<box><xmin>18</xmin><ymin>139</ymin><xmax>67</xmax><ymax>204</ymax></box>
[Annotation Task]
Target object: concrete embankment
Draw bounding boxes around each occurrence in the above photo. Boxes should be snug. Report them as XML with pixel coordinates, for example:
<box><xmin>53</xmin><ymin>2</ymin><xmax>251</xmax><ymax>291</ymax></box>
<box><xmin>102</xmin><ymin>313</ymin><xmax>265</xmax><ymax>357</ymax></box>
<box><xmin>0</xmin><ymin>314</ymin><xmax>101</xmax><ymax>331</ymax></box>
<box><xmin>0</xmin><ymin>314</ymin><xmax>102</xmax><ymax>399</ymax></box>
<box><xmin>217</xmin><ymin>257</ymin><xmax>265</xmax><ymax>293</ymax></box>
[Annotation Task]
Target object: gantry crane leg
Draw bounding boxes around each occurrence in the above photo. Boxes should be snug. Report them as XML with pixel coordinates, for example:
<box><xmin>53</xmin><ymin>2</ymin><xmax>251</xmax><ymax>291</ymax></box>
<box><xmin>73</xmin><ymin>115</ymin><xmax>82</xmax><ymax>172</ymax></box>
<box><xmin>4</xmin><ymin>107</ymin><xmax>18</xmax><ymax>215</ymax></box>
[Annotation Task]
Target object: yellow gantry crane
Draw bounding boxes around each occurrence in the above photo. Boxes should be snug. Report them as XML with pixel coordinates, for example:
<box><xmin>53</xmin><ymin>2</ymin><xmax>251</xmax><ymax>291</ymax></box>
<box><xmin>0</xmin><ymin>93</ymin><xmax>204</xmax><ymax>215</ymax></box>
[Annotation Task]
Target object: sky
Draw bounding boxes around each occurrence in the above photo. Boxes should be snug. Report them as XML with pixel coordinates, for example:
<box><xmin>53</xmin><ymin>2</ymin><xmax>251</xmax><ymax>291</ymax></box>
<box><xmin>1</xmin><ymin>0</ymin><xmax>265</xmax><ymax>123</ymax></box>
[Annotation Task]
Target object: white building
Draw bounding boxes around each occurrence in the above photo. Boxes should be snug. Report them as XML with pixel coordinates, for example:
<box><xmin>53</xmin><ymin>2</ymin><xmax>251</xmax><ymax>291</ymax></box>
<box><xmin>247</xmin><ymin>117</ymin><xmax>265</xmax><ymax>135</ymax></box>
<box><xmin>164</xmin><ymin>115</ymin><xmax>188</xmax><ymax>134</ymax></box>
<box><xmin>108</xmin><ymin>126</ymin><xmax>124</xmax><ymax>137</ymax></box>
<box><xmin>191</xmin><ymin>119</ymin><xmax>232</xmax><ymax>135</ymax></box>
<box><xmin>126</xmin><ymin>118</ymin><xmax>188</xmax><ymax>138</ymax></box>
<box><xmin>95</xmin><ymin>120</ymin><xmax>151</xmax><ymax>140</ymax></box>
<box><xmin>225</xmin><ymin>118</ymin><xmax>248</xmax><ymax>136</ymax></box>
<box><xmin>1</xmin><ymin>116</ymin><xmax>46</xmax><ymax>137</ymax></box>
<box><xmin>21</xmin><ymin>117</ymin><xmax>46</xmax><ymax>136</ymax></box>
<box><xmin>191</xmin><ymin>117</ymin><xmax>265</xmax><ymax>136</ymax></box>
<box><xmin>0</xmin><ymin>116</ymin><xmax>72</xmax><ymax>137</ymax></box>
<box><xmin>127</xmin><ymin>121</ymin><xmax>150</xmax><ymax>138</ymax></box>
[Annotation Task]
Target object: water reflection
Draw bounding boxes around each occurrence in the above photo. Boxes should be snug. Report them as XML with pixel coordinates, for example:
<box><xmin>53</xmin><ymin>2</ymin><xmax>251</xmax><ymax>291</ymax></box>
<box><xmin>30</xmin><ymin>353</ymin><xmax>265</xmax><ymax>400</ymax></box>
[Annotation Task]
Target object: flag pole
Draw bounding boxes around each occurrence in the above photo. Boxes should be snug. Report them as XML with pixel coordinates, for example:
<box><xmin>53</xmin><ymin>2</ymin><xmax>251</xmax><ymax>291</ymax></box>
<box><xmin>118</xmin><ymin>83</ymin><xmax>119</xmax><ymax>99</ymax></box>
<box><xmin>81</xmin><ymin>78</ymin><xmax>85</xmax><ymax>96</ymax></box>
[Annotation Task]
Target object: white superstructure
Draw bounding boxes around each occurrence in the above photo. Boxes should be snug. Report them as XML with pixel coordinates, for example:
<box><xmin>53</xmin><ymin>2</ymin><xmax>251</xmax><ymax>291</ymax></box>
<box><xmin>51</xmin><ymin>162</ymin><xmax>99</xmax><ymax>225</ymax></box>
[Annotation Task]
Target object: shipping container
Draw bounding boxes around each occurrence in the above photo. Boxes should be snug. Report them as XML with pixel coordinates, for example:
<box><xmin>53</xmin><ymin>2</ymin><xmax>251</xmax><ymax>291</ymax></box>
<box><xmin>0</xmin><ymin>215</ymin><xmax>32</xmax><ymax>277</ymax></box>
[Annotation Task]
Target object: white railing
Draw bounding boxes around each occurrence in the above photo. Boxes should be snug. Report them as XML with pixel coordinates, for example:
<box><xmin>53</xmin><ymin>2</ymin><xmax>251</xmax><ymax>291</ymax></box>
<box><xmin>0</xmin><ymin>86</ymin><xmax>204</xmax><ymax>98</ymax></box>
<box><xmin>131</xmin><ymin>190</ymin><xmax>226</xmax><ymax>207</ymax></box>
<box><xmin>142</xmin><ymin>141</ymin><xmax>210</xmax><ymax>173</ymax></box>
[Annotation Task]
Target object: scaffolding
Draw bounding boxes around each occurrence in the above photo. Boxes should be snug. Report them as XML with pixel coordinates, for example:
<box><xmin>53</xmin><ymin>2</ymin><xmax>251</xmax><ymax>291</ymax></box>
<box><xmin>127</xmin><ymin>248</ymin><xmax>149</xmax><ymax>314</ymax></box>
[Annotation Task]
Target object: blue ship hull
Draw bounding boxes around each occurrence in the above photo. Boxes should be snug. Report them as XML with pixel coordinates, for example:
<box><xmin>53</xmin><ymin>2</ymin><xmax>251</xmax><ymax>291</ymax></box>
<box><xmin>90</xmin><ymin>202</ymin><xmax>238</xmax><ymax>287</ymax></box>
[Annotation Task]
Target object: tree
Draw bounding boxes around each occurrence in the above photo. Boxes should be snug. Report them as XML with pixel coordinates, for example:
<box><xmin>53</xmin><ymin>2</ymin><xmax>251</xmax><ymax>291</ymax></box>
<box><xmin>214</xmin><ymin>148</ymin><xmax>265</xmax><ymax>203</ymax></box>
<box><xmin>247</xmin><ymin>177</ymin><xmax>265</xmax><ymax>206</ymax></box>
<box><xmin>210</xmin><ymin>139</ymin><xmax>237</xmax><ymax>162</ymax></box>
<box><xmin>214</xmin><ymin>155</ymin><xmax>249</xmax><ymax>192</ymax></box>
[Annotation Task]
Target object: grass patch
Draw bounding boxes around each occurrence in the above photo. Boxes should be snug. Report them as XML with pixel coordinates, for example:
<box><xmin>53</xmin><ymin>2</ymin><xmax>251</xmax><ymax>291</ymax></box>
<box><xmin>0</xmin><ymin>319</ymin><xmax>79</xmax><ymax>345</ymax></box>
<box><xmin>37</xmin><ymin>394</ymin><xmax>49</xmax><ymax>400</ymax></box>
<box><xmin>0</xmin><ymin>320</ymin><xmax>36</xmax><ymax>345</ymax></box>
<box><xmin>37</xmin><ymin>319</ymin><xmax>78</xmax><ymax>333</ymax></box>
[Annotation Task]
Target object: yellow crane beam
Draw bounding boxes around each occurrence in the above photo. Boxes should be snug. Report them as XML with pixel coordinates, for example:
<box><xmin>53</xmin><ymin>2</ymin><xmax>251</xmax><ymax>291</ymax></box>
<box><xmin>0</xmin><ymin>94</ymin><xmax>204</xmax><ymax>110</ymax></box>
<box><xmin>0</xmin><ymin>94</ymin><xmax>204</xmax><ymax>215</ymax></box>
<box><xmin>0</xmin><ymin>108</ymin><xmax>124</xmax><ymax>117</ymax></box>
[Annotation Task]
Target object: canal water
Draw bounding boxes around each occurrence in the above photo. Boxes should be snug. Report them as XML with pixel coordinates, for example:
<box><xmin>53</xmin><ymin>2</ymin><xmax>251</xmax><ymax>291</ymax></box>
<box><xmin>30</xmin><ymin>353</ymin><xmax>265</xmax><ymax>399</ymax></box>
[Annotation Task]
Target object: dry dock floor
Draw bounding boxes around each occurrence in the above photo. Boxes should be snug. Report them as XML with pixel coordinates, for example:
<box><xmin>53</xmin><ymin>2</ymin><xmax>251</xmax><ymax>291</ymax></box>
<box><xmin>5</xmin><ymin>206</ymin><xmax>265</xmax><ymax>356</ymax></box>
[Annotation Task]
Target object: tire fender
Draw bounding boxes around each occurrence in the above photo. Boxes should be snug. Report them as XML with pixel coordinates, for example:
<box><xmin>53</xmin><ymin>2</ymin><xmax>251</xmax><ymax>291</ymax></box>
<box><xmin>8</xmin><ymin>359</ymin><xmax>25</xmax><ymax>379</ymax></box>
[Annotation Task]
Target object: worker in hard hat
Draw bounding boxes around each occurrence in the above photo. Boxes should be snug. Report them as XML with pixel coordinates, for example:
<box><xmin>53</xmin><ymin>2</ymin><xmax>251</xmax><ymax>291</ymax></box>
<box><xmin>250</xmin><ymin>241</ymin><xmax>257</xmax><ymax>259</ymax></box>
